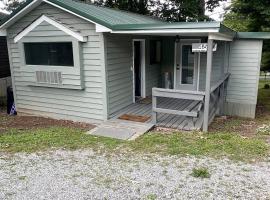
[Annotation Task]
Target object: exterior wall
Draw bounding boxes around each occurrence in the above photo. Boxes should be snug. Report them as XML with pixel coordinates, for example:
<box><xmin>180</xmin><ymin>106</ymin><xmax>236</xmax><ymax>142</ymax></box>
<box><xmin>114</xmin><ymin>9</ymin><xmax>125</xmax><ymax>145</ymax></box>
<box><xmin>199</xmin><ymin>41</ymin><xmax>226</xmax><ymax>91</ymax></box>
<box><xmin>224</xmin><ymin>40</ymin><xmax>263</xmax><ymax>118</ymax></box>
<box><xmin>161</xmin><ymin>37</ymin><xmax>175</xmax><ymax>85</ymax></box>
<box><xmin>105</xmin><ymin>35</ymin><xmax>161</xmax><ymax>117</ymax></box>
<box><xmin>144</xmin><ymin>37</ymin><xmax>161</xmax><ymax>96</ymax></box>
<box><xmin>6</xmin><ymin>2</ymin><xmax>106</xmax><ymax>123</ymax></box>
<box><xmin>105</xmin><ymin>34</ymin><xmax>133</xmax><ymax>116</ymax></box>
<box><xmin>0</xmin><ymin>37</ymin><xmax>10</xmax><ymax>78</ymax></box>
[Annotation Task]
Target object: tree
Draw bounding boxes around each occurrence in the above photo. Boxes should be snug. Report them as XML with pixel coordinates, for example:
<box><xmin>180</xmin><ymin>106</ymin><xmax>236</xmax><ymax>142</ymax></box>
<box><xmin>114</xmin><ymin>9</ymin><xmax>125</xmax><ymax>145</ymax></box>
<box><xmin>81</xmin><ymin>0</ymin><xmax>225</xmax><ymax>22</ymax></box>
<box><xmin>224</xmin><ymin>0</ymin><xmax>270</xmax><ymax>71</ymax></box>
<box><xmin>3</xmin><ymin>0</ymin><xmax>25</xmax><ymax>13</ymax></box>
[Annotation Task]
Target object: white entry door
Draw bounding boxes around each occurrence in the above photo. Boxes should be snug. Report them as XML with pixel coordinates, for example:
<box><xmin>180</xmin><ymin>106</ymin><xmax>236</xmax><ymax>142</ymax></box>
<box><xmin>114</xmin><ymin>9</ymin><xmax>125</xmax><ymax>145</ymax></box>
<box><xmin>175</xmin><ymin>39</ymin><xmax>200</xmax><ymax>90</ymax></box>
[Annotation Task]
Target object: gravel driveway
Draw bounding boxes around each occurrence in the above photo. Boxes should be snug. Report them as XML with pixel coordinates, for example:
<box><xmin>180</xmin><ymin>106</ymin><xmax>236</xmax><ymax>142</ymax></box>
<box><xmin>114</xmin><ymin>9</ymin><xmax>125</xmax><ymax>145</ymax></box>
<box><xmin>0</xmin><ymin>150</ymin><xmax>269</xmax><ymax>200</ymax></box>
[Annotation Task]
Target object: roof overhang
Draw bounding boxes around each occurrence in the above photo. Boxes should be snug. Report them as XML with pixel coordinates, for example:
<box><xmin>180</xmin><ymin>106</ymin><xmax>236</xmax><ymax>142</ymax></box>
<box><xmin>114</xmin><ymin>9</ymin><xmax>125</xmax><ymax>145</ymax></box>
<box><xmin>0</xmin><ymin>0</ymin><xmax>113</xmax><ymax>34</ymax></box>
<box><xmin>237</xmin><ymin>32</ymin><xmax>270</xmax><ymax>40</ymax></box>
<box><xmin>0</xmin><ymin>0</ymin><xmax>237</xmax><ymax>40</ymax></box>
<box><xmin>14</xmin><ymin>15</ymin><xmax>87</xmax><ymax>43</ymax></box>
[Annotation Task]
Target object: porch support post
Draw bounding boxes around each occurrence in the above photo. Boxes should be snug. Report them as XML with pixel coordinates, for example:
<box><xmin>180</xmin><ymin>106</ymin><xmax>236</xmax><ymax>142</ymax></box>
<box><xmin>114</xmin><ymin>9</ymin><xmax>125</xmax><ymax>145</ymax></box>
<box><xmin>203</xmin><ymin>39</ymin><xmax>214</xmax><ymax>132</ymax></box>
<box><xmin>152</xmin><ymin>95</ymin><xmax>157</xmax><ymax>124</ymax></box>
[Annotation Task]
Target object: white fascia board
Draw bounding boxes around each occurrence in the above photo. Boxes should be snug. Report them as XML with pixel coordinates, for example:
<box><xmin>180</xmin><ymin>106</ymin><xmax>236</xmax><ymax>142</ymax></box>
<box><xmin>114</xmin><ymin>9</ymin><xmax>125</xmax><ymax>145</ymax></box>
<box><xmin>14</xmin><ymin>15</ymin><xmax>87</xmax><ymax>43</ymax></box>
<box><xmin>0</xmin><ymin>29</ymin><xmax>7</xmax><ymax>36</ymax></box>
<box><xmin>0</xmin><ymin>0</ymin><xmax>42</xmax><ymax>29</ymax></box>
<box><xmin>43</xmin><ymin>0</ymin><xmax>112</xmax><ymax>33</ymax></box>
<box><xmin>110</xmin><ymin>28</ymin><xmax>219</xmax><ymax>34</ymax></box>
<box><xmin>96</xmin><ymin>24</ymin><xmax>111</xmax><ymax>32</ymax></box>
<box><xmin>208</xmin><ymin>33</ymin><xmax>234</xmax><ymax>41</ymax></box>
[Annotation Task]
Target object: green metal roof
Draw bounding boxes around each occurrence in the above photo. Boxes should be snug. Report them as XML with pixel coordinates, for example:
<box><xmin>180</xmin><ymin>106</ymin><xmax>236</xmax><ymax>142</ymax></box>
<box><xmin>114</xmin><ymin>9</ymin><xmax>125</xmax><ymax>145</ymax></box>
<box><xmin>0</xmin><ymin>0</ymin><xmax>237</xmax><ymax>37</ymax></box>
<box><xmin>0</xmin><ymin>0</ymin><xmax>161</xmax><ymax>28</ymax></box>
<box><xmin>237</xmin><ymin>32</ymin><xmax>270</xmax><ymax>39</ymax></box>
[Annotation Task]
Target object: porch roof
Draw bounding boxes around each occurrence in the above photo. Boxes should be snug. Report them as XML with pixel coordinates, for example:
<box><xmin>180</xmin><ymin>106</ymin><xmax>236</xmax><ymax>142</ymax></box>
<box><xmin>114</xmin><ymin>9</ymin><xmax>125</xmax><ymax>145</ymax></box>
<box><xmin>237</xmin><ymin>32</ymin><xmax>270</xmax><ymax>40</ymax></box>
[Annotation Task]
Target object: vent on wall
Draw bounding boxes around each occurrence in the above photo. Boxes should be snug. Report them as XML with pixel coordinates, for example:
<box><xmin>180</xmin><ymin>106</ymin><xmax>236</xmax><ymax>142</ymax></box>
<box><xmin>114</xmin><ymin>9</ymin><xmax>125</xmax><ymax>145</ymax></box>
<box><xmin>36</xmin><ymin>71</ymin><xmax>62</xmax><ymax>85</ymax></box>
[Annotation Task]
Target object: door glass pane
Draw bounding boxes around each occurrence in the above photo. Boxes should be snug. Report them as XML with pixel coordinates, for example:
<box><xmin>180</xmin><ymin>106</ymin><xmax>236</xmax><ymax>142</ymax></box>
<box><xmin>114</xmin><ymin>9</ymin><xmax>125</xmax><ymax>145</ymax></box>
<box><xmin>181</xmin><ymin>45</ymin><xmax>194</xmax><ymax>84</ymax></box>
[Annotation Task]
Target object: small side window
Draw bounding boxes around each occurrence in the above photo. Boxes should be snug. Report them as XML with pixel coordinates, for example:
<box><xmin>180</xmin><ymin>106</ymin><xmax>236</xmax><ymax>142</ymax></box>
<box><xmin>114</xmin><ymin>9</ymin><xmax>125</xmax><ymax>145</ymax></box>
<box><xmin>24</xmin><ymin>42</ymin><xmax>74</xmax><ymax>66</ymax></box>
<box><xmin>150</xmin><ymin>40</ymin><xmax>161</xmax><ymax>65</ymax></box>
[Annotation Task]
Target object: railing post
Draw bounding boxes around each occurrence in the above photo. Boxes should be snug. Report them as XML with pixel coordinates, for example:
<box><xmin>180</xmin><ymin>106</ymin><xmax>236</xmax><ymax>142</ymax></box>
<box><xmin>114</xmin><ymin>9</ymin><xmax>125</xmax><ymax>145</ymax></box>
<box><xmin>203</xmin><ymin>39</ymin><xmax>213</xmax><ymax>132</ymax></box>
<box><xmin>219</xmin><ymin>82</ymin><xmax>225</xmax><ymax>115</ymax></box>
<box><xmin>152</xmin><ymin>95</ymin><xmax>157</xmax><ymax>124</ymax></box>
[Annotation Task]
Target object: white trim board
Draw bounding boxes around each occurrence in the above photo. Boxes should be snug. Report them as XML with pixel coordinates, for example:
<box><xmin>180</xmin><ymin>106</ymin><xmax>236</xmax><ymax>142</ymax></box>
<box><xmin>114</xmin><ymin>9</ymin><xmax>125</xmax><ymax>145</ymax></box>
<box><xmin>14</xmin><ymin>15</ymin><xmax>87</xmax><ymax>43</ymax></box>
<box><xmin>132</xmin><ymin>39</ymin><xmax>146</xmax><ymax>102</ymax></box>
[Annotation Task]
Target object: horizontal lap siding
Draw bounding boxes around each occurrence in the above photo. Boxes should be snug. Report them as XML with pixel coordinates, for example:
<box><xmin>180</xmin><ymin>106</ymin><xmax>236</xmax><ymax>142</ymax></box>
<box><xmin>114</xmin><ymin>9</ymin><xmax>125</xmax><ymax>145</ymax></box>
<box><xmin>7</xmin><ymin>3</ymin><xmax>105</xmax><ymax>123</ymax></box>
<box><xmin>105</xmin><ymin>34</ymin><xmax>133</xmax><ymax>116</ymax></box>
<box><xmin>225</xmin><ymin>40</ymin><xmax>262</xmax><ymax>118</ymax></box>
<box><xmin>199</xmin><ymin>42</ymin><xmax>225</xmax><ymax>91</ymax></box>
<box><xmin>0</xmin><ymin>37</ymin><xmax>10</xmax><ymax>78</ymax></box>
<box><xmin>145</xmin><ymin>38</ymin><xmax>161</xmax><ymax>96</ymax></box>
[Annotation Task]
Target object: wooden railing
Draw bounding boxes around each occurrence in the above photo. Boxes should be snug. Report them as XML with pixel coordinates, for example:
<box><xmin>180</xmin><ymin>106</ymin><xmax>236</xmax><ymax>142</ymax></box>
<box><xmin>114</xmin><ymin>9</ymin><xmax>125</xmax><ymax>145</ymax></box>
<box><xmin>208</xmin><ymin>73</ymin><xmax>230</xmax><ymax>124</ymax></box>
<box><xmin>152</xmin><ymin>88</ymin><xmax>205</xmax><ymax>129</ymax></box>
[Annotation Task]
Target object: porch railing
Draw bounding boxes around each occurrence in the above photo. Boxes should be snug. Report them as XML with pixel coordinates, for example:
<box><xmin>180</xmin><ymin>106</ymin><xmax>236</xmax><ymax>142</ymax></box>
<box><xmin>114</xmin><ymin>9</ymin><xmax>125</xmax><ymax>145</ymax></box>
<box><xmin>208</xmin><ymin>73</ymin><xmax>230</xmax><ymax>124</ymax></box>
<box><xmin>152</xmin><ymin>73</ymin><xmax>230</xmax><ymax>130</ymax></box>
<box><xmin>152</xmin><ymin>88</ymin><xmax>205</xmax><ymax>129</ymax></box>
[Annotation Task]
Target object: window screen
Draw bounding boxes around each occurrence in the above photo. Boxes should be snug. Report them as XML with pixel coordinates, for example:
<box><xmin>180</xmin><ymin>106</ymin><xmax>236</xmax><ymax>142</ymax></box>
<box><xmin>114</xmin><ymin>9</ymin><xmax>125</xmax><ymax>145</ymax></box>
<box><xmin>24</xmin><ymin>42</ymin><xmax>74</xmax><ymax>66</ymax></box>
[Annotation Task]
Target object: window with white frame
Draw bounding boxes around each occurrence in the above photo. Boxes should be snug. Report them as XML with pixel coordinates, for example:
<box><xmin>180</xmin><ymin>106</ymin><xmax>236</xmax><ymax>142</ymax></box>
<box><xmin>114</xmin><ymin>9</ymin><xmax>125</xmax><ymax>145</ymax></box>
<box><xmin>24</xmin><ymin>42</ymin><xmax>74</xmax><ymax>66</ymax></box>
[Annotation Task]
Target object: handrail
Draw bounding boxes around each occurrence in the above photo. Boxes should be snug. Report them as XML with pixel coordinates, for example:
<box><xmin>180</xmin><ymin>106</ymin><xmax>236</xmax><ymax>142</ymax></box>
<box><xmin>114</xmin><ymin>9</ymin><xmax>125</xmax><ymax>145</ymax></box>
<box><xmin>210</xmin><ymin>73</ymin><xmax>230</xmax><ymax>93</ymax></box>
<box><xmin>153</xmin><ymin>88</ymin><xmax>205</xmax><ymax>96</ymax></box>
<box><xmin>152</xmin><ymin>88</ymin><xmax>205</xmax><ymax>101</ymax></box>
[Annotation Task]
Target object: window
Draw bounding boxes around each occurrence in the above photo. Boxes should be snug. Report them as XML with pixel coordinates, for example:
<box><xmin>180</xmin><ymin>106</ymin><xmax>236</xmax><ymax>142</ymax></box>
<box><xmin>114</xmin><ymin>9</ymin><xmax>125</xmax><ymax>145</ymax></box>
<box><xmin>24</xmin><ymin>42</ymin><xmax>74</xmax><ymax>66</ymax></box>
<box><xmin>181</xmin><ymin>45</ymin><xmax>195</xmax><ymax>85</ymax></box>
<box><xmin>150</xmin><ymin>40</ymin><xmax>161</xmax><ymax>64</ymax></box>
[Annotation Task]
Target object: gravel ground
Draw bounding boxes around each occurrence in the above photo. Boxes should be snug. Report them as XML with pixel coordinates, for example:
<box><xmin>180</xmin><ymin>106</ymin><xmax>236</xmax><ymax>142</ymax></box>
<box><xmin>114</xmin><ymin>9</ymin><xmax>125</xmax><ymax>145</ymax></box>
<box><xmin>0</xmin><ymin>150</ymin><xmax>270</xmax><ymax>200</ymax></box>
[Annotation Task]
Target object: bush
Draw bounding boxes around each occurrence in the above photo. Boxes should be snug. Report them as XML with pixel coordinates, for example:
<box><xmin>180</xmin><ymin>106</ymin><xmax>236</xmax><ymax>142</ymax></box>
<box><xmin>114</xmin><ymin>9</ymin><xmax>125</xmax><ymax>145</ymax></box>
<box><xmin>264</xmin><ymin>84</ymin><xmax>270</xmax><ymax>89</ymax></box>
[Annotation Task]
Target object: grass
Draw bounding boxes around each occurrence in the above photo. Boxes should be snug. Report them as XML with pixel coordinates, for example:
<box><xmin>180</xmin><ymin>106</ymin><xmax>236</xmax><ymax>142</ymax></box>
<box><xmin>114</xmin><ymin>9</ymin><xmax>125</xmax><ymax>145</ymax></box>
<box><xmin>0</xmin><ymin>127</ymin><xmax>268</xmax><ymax>161</ymax></box>
<box><xmin>0</xmin><ymin>127</ymin><xmax>123</xmax><ymax>153</ymax></box>
<box><xmin>191</xmin><ymin>168</ymin><xmax>211</xmax><ymax>178</ymax></box>
<box><xmin>0</xmin><ymin>80</ymin><xmax>269</xmax><ymax>162</ymax></box>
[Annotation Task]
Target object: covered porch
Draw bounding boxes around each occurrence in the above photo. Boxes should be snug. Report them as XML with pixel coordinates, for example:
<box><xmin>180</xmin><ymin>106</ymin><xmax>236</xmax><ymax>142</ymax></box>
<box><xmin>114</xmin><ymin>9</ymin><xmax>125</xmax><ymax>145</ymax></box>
<box><xmin>106</xmin><ymin>24</ymin><xmax>235</xmax><ymax>131</ymax></box>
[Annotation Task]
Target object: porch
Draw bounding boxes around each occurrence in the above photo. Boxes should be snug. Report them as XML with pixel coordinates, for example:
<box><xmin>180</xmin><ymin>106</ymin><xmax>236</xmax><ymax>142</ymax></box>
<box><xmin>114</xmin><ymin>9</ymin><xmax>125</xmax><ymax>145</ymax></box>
<box><xmin>106</xmin><ymin>29</ymin><xmax>234</xmax><ymax>131</ymax></box>
<box><xmin>110</xmin><ymin>72</ymin><xmax>228</xmax><ymax>130</ymax></box>
<box><xmin>110</xmin><ymin>97</ymin><xmax>201</xmax><ymax>130</ymax></box>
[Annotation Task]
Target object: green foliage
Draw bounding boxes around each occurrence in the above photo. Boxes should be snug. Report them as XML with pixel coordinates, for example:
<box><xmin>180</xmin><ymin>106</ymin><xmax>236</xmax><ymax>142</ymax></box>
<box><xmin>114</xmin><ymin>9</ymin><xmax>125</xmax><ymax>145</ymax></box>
<box><xmin>264</xmin><ymin>84</ymin><xmax>270</xmax><ymax>89</ymax></box>
<box><xmin>80</xmin><ymin>0</ymin><xmax>225</xmax><ymax>22</ymax></box>
<box><xmin>191</xmin><ymin>168</ymin><xmax>211</xmax><ymax>178</ymax></box>
<box><xmin>223</xmin><ymin>0</ymin><xmax>270</xmax><ymax>71</ymax></box>
<box><xmin>3</xmin><ymin>0</ymin><xmax>25</xmax><ymax>12</ymax></box>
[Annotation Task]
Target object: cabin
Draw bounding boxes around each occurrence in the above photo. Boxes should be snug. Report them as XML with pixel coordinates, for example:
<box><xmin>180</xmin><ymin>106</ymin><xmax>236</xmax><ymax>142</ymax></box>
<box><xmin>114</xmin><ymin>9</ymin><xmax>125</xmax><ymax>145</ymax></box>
<box><xmin>0</xmin><ymin>0</ymin><xmax>269</xmax><ymax>131</ymax></box>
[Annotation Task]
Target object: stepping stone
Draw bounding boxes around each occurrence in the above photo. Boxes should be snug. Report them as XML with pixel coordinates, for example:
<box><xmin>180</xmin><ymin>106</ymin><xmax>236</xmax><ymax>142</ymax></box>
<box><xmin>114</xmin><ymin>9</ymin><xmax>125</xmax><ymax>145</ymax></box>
<box><xmin>87</xmin><ymin>119</ymin><xmax>154</xmax><ymax>140</ymax></box>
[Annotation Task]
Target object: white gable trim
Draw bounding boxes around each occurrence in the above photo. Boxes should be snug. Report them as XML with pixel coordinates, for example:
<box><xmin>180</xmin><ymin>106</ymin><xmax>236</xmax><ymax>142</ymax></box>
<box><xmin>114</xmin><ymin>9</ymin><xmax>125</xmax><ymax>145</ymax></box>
<box><xmin>0</xmin><ymin>0</ymin><xmax>42</xmax><ymax>29</ymax></box>
<box><xmin>14</xmin><ymin>15</ymin><xmax>87</xmax><ymax>43</ymax></box>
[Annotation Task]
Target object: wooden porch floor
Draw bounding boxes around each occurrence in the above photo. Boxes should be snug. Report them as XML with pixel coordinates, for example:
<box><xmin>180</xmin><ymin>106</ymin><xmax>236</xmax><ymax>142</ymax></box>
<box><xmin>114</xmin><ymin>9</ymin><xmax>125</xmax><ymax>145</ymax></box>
<box><xmin>110</xmin><ymin>97</ymin><xmax>203</xmax><ymax>130</ymax></box>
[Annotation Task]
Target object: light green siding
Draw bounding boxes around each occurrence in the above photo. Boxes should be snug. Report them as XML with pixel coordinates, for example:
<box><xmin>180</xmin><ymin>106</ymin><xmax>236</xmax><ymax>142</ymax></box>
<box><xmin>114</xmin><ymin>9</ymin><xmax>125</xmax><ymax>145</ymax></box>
<box><xmin>144</xmin><ymin>37</ymin><xmax>161</xmax><ymax>96</ymax></box>
<box><xmin>105</xmin><ymin>35</ymin><xmax>161</xmax><ymax>116</ymax></box>
<box><xmin>105</xmin><ymin>34</ymin><xmax>133</xmax><ymax>116</ymax></box>
<box><xmin>224</xmin><ymin>40</ymin><xmax>263</xmax><ymax>118</ymax></box>
<box><xmin>199</xmin><ymin>41</ymin><xmax>227</xmax><ymax>91</ymax></box>
<box><xmin>7</xmin><ymin>2</ymin><xmax>106</xmax><ymax>123</ymax></box>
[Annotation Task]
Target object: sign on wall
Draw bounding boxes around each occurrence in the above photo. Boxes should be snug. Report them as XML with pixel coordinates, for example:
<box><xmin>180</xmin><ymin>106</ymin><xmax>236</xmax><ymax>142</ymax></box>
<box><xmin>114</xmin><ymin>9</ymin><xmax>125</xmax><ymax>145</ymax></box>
<box><xmin>192</xmin><ymin>43</ymin><xmax>217</xmax><ymax>52</ymax></box>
